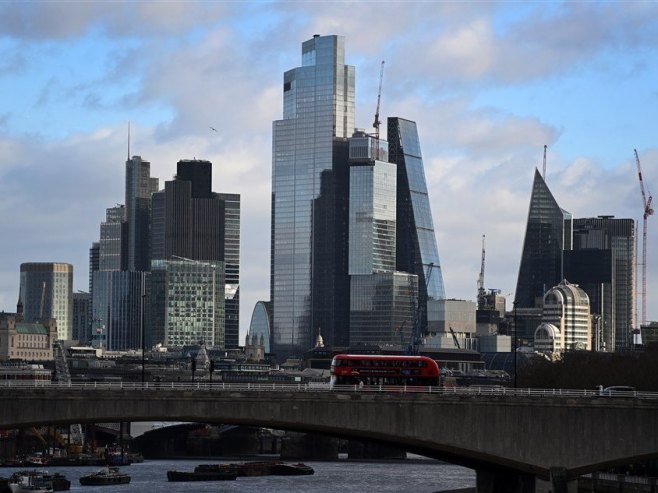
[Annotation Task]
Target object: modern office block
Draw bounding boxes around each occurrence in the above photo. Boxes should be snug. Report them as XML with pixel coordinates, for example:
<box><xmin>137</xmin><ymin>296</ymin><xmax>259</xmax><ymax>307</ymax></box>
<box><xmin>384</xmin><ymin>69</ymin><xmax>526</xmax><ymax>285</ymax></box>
<box><xmin>99</xmin><ymin>206</ymin><xmax>127</xmax><ymax>271</ymax></box>
<box><xmin>271</xmin><ymin>35</ymin><xmax>354</xmax><ymax>358</ymax></box>
<box><xmin>216</xmin><ymin>193</ymin><xmax>241</xmax><ymax>350</ymax></box>
<box><xmin>91</xmin><ymin>271</ymin><xmax>147</xmax><ymax>351</ymax></box>
<box><xmin>248</xmin><ymin>301</ymin><xmax>272</xmax><ymax>354</ymax></box>
<box><xmin>388</xmin><ymin>117</ymin><xmax>446</xmax><ymax>334</ymax></box>
<box><xmin>149</xmin><ymin>259</ymin><xmax>224</xmax><ymax>348</ymax></box>
<box><xmin>567</xmin><ymin>216</ymin><xmax>635</xmax><ymax>352</ymax></box>
<box><xmin>72</xmin><ymin>291</ymin><xmax>91</xmax><ymax>343</ymax></box>
<box><xmin>19</xmin><ymin>262</ymin><xmax>73</xmax><ymax>340</ymax></box>
<box><xmin>125</xmin><ymin>155</ymin><xmax>158</xmax><ymax>272</ymax></box>
<box><xmin>515</xmin><ymin>169</ymin><xmax>572</xmax><ymax>309</ymax></box>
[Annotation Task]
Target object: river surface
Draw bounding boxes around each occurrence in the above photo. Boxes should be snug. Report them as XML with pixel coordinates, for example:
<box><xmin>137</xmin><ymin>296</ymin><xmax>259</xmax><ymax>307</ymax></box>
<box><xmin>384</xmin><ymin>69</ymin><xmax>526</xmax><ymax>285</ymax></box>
<box><xmin>2</xmin><ymin>458</ymin><xmax>475</xmax><ymax>492</ymax></box>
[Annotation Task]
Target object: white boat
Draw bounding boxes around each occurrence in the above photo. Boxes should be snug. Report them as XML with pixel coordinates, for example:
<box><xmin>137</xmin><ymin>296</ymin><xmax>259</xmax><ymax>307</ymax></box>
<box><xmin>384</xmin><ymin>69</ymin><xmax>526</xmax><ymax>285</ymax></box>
<box><xmin>9</xmin><ymin>470</ymin><xmax>54</xmax><ymax>493</ymax></box>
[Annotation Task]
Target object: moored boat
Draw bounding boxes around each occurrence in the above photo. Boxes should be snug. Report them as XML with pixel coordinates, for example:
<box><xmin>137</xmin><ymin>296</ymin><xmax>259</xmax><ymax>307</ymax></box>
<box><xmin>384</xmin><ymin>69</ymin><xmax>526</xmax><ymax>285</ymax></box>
<box><xmin>79</xmin><ymin>467</ymin><xmax>130</xmax><ymax>486</ymax></box>
<box><xmin>8</xmin><ymin>470</ymin><xmax>53</xmax><ymax>493</ymax></box>
<box><xmin>166</xmin><ymin>469</ymin><xmax>238</xmax><ymax>482</ymax></box>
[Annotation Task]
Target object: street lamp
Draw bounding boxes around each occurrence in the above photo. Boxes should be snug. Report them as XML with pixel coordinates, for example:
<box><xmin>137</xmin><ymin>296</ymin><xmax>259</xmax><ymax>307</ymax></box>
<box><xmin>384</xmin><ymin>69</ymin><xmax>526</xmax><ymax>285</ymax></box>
<box><xmin>141</xmin><ymin>293</ymin><xmax>147</xmax><ymax>385</ymax></box>
<box><xmin>513</xmin><ymin>300</ymin><xmax>518</xmax><ymax>389</ymax></box>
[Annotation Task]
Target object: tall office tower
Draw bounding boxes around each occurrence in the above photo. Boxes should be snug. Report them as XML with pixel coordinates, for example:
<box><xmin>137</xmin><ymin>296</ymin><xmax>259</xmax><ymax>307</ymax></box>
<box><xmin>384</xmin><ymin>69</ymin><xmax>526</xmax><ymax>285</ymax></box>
<box><xmin>271</xmin><ymin>35</ymin><xmax>354</xmax><ymax>359</ymax></box>
<box><xmin>92</xmin><ymin>271</ymin><xmax>147</xmax><ymax>350</ymax></box>
<box><xmin>565</xmin><ymin>217</ymin><xmax>635</xmax><ymax>352</ymax></box>
<box><xmin>151</xmin><ymin>160</ymin><xmax>225</xmax><ymax>262</ymax></box>
<box><xmin>88</xmin><ymin>242</ymin><xmax>99</xmax><ymax>344</ymax></box>
<box><xmin>99</xmin><ymin>205</ymin><xmax>127</xmax><ymax>271</ymax></box>
<box><xmin>515</xmin><ymin>169</ymin><xmax>573</xmax><ymax>312</ymax></box>
<box><xmin>149</xmin><ymin>259</ymin><xmax>224</xmax><ymax>348</ymax></box>
<box><xmin>388</xmin><ymin>117</ymin><xmax>446</xmax><ymax>335</ymax></box>
<box><xmin>347</xmin><ymin>131</ymin><xmax>417</xmax><ymax>345</ymax></box>
<box><xmin>125</xmin><ymin>155</ymin><xmax>159</xmax><ymax>272</ymax></box>
<box><xmin>150</xmin><ymin>159</ymin><xmax>235</xmax><ymax>349</ymax></box>
<box><xmin>216</xmin><ymin>193</ymin><xmax>241</xmax><ymax>349</ymax></box>
<box><xmin>72</xmin><ymin>292</ymin><xmax>90</xmax><ymax>342</ymax></box>
<box><xmin>19</xmin><ymin>262</ymin><xmax>73</xmax><ymax>340</ymax></box>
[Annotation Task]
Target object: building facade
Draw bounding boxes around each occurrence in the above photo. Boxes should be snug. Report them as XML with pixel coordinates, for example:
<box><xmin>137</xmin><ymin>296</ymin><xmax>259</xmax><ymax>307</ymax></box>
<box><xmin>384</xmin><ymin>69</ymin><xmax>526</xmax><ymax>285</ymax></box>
<box><xmin>271</xmin><ymin>34</ymin><xmax>354</xmax><ymax>358</ymax></box>
<box><xmin>535</xmin><ymin>279</ymin><xmax>592</xmax><ymax>352</ymax></box>
<box><xmin>515</xmin><ymin>169</ymin><xmax>573</xmax><ymax>312</ymax></box>
<box><xmin>566</xmin><ymin>216</ymin><xmax>635</xmax><ymax>352</ymax></box>
<box><xmin>0</xmin><ymin>314</ymin><xmax>57</xmax><ymax>361</ymax></box>
<box><xmin>388</xmin><ymin>117</ymin><xmax>446</xmax><ymax>333</ymax></box>
<box><xmin>72</xmin><ymin>291</ymin><xmax>91</xmax><ymax>343</ymax></box>
<box><xmin>125</xmin><ymin>155</ymin><xmax>159</xmax><ymax>272</ymax></box>
<box><xmin>248</xmin><ymin>301</ymin><xmax>272</xmax><ymax>354</ymax></box>
<box><xmin>150</xmin><ymin>259</ymin><xmax>225</xmax><ymax>349</ymax></box>
<box><xmin>19</xmin><ymin>262</ymin><xmax>73</xmax><ymax>341</ymax></box>
<box><xmin>216</xmin><ymin>193</ymin><xmax>241</xmax><ymax>349</ymax></box>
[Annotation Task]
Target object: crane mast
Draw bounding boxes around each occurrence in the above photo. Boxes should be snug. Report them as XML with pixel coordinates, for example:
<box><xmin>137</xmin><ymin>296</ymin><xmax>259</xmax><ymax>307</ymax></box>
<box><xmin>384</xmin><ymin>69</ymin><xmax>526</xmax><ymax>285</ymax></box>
<box><xmin>634</xmin><ymin>149</ymin><xmax>654</xmax><ymax>327</ymax></box>
<box><xmin>477</xmin><ymin>235</ymin><xmax>486</xmax><ymax>309</ymax></box>
<box><xmin>373</xmin><ymin>61</ymin><xmax>385</xmax><ymax>145</ymax></box>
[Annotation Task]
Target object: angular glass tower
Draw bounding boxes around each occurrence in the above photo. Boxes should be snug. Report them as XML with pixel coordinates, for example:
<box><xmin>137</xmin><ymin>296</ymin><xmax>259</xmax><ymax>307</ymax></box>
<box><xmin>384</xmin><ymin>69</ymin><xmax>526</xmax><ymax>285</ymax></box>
<box><xmin>125</xmin><ymin>155</ymin><xmax>159</xmax><ymax>272</ymax></box>
<box><xmin>515</xmin><ymin>169</ymin><xmax>573</xmax><ymax>309</ymax></box>
<box><xmin>388</xmin><ymin>117</ymin><xmax>446</xmax><ymax>334</ymax></box>
<box><xmin>271</xmin><ymin>35</ymin><xmax>355</xmax><ymax>358</ymax></box>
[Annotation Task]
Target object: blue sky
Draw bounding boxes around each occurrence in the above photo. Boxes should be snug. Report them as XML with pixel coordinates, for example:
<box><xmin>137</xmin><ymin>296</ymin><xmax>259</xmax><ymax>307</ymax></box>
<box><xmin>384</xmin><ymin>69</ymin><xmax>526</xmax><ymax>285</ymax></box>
<box><xmin>1</xmin><ymin>1</ymin><xmax>657</xmax><ymax>337</ymax></box>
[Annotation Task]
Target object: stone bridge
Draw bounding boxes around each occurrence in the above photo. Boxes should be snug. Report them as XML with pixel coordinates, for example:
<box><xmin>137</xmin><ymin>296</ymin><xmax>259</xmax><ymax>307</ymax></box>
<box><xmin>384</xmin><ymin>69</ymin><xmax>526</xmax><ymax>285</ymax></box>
<box><xmin>2</xmin><ymin>385</ymin><xmax>657</xmax><ymax>492</ymax></box>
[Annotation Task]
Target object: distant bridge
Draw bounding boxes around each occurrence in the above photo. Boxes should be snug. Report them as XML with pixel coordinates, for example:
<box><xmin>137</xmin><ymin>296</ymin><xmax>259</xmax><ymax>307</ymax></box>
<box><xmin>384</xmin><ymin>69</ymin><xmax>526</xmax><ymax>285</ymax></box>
<box><xmin>2</xmin><ymin>383</ymin><xmax>658</xmax><ymax>492</ymax></box>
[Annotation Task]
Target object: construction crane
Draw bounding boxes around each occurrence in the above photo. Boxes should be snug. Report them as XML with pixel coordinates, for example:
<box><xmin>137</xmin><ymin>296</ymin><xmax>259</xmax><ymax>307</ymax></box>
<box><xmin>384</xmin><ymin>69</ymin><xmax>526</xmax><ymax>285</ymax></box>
<box><xmin>542</xmin><ymin>145</ymin><xmax>548</xmax><ymax>180</ymax></box>
<box><xmin>477</xmin><ymin>235</ymin><xmax>486</xmax><ymax>310</ymax></box>
<box><xmin>634</xmin><ymin>149</ymin><xmax>654</xmax><ymax>327</ymax></box>
<box><xmin>372</xmin><ymin>60</ymin><xmax>385</xmax><ymax>147</ymax></box>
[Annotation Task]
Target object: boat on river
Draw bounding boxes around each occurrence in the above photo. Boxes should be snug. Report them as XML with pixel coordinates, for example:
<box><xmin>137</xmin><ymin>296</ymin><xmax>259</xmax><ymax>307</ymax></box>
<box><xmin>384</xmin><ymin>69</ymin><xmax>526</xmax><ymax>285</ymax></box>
<box><xmin>166</xmin><ymin>468</ymin><xmax>238</xmax><ymax>482</ymax></box>
<box><xmin>8</xmin><ymin>470</ymin><xmax>54</xmax><ymax>493</ymax></box>
<box><xmin>79</xmin><ymin>467</ymin><xmax>130</xmax><ymax>486</ymax></box>
<box><xmin>195</xmin><ymin>461</ymin><xmax>314</xmax><ymax>477</ymax></box>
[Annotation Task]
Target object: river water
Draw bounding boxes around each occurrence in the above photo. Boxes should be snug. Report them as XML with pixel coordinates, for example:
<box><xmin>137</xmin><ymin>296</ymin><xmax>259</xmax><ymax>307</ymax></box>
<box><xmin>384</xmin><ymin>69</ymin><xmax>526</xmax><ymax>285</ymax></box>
<box><xmin>2</xmin><ymin>458</ymin><xmax>475</xmax><ymax>492</ymax></box>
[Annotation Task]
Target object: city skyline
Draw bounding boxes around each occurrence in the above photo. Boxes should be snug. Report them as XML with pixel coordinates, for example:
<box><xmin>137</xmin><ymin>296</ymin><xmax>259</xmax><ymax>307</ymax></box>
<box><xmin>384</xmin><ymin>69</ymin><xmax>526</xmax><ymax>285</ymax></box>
<box><xmin>1</xmin><ymin>3</ymin><xmax>657</xmax><ymax>340</ymax></box>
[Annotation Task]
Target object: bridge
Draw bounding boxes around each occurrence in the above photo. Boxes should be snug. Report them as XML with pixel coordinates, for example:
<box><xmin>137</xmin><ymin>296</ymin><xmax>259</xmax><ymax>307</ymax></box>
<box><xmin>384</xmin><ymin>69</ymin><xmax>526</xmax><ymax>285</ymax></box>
<box><xmin>2</xmin><ymin>383</ymin><xmax>658</xmax><ymax>492</ymax></box>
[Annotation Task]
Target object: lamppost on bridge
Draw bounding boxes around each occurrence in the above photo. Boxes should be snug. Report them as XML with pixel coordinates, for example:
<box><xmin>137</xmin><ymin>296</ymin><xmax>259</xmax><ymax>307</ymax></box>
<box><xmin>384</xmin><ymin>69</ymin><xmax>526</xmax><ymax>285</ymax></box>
<box><xmin>141</xmin><ymin>292</ymin><xmax>147</xmax><ymax>385</ymax></box>
<box><xmin>513</xmin><ymin>300</ymin><xmax>518</xmax><ymax>389</ymax></box>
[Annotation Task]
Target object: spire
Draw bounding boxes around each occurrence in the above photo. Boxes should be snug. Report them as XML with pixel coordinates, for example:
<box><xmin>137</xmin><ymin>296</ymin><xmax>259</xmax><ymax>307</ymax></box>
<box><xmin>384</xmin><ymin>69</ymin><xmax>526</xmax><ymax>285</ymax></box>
<box><xmin>127</xmin><ymin>121</ymin><xmax>131</xmax><ymax>161</ymax></box>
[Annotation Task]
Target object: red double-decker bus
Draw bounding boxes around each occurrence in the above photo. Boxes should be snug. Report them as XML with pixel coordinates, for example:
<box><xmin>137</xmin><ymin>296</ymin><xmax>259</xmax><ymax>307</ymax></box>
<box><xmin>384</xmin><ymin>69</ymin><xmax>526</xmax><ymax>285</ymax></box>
<box><xmin>330</xmin><ymin>354</ymin><xmax>440</xmax><ymax>388</ymax></box>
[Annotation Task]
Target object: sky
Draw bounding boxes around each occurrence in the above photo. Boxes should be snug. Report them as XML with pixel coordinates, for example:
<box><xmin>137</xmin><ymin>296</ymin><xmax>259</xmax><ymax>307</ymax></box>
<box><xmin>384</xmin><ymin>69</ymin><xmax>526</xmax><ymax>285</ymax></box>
<box><xmin>1</xmin><ymin>1</ymin><xmax>657</xmax><ymax>340</ymax></box>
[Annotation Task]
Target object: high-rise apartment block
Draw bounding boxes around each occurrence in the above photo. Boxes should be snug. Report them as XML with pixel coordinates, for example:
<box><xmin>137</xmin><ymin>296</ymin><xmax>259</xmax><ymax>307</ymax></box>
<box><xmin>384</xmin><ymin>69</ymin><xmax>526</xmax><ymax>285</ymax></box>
<box><xmin>19</xmin><ymin>262</ymin><xmax>73</xmax><ymax>340</ymax></box>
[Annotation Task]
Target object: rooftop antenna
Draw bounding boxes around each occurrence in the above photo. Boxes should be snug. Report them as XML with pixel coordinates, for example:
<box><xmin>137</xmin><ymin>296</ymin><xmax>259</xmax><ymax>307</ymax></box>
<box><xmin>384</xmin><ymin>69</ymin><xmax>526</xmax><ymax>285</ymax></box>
<box><xmin>542</xmin><ymin>144</ymin><xmax>547</xmax><ymax>180</ymax></box>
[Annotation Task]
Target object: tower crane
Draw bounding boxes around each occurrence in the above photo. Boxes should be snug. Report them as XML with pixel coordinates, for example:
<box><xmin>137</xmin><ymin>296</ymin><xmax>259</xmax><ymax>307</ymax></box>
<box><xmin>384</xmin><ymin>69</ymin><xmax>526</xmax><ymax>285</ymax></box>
<box><xmin>477</xmin><ymin>235</ymin><xmax>486</xmax><ymax>310</ymax></box>
<box><xmin>542</xmin><ymin>145</ymin><xmax>547</xmax><ymax>180</ymax></box>
<box><xmin>372</xmin><ymin>61</ymin><xmax>385</xmax><ymax>151</ymax></box>
<box><xmin>634</xmin><ymin>149</ymin><xmax>653</xmax><ymax>327</ymax></box>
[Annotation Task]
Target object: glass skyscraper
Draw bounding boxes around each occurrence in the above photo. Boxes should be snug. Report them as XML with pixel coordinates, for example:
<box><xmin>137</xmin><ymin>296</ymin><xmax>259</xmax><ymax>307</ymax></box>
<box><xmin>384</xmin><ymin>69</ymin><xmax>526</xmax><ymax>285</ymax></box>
<box><xmin>125</xmin><ymin>155</ymin><xmax>159</xmax><ymax>272</ymax></box>
<box><xmin>388</xmin><ymin>117</ymin><xmax>446</xmax><ymax>334</ymax></box>
<box><xmin>217</xmin><ymin>193</ymin><xmax>241</xmax><ymax>349</ymax></box>
<box><xmin>515</xmin><ymin>169</ymin><xmax>572</xmax><ymax>310</ymax></box>
<box><xmin>566</xmin><ymin>217</ymin><xmax>635</xmax><ymax>351</ymax></box>
<box><xmin>19</xmin><ymin>262</ymin><xmax>73</xmax><ymax>341</ymax></box>
<box><xmin>271</xmin><ymin>35</ymin><xmax>355</xmax><ymax>358</ymax></box>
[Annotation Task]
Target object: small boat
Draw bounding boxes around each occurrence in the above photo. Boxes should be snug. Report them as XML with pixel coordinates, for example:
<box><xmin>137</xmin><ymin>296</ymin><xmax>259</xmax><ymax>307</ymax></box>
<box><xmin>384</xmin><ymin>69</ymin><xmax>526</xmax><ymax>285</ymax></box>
<box><xmin>79</xmin><ymin>467</ymin><xmax>130</xmax><ymax>486</ymax></box>
<box><xmin>271</xmin><ymin>463</ymin><xmax>314</xmax><ymax>476</ymax></box>
<box><xmin>9</xmin><ymin>470</ymin><xmax>54</xmax><ymax>493</ymax></box>
<box><xmin>166</xmin><ymin>469</ymin><xmax>238</xmax><ymax>482</ymax></box>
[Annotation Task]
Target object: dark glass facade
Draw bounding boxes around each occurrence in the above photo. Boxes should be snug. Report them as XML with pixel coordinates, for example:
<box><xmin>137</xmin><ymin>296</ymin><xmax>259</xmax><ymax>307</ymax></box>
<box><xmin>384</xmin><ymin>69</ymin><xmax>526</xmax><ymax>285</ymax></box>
<box><xmin>72</xmin><ymin>292</ymin><xmax>91</xmax><ymax>343</ymax></box>
<box><xmin>248</xmin><ymin>301</ymin><xmax>272</xmax><ymax>353</ymax></box>
<box><xmin>568</xmin><ymin>217</ymin><xmax>635</xmax><ymax>351</ymax></box>
<box><xmin>91</xmin><ymin>271</ymin><xmax>147</xmax><ymax>350</ymax></box>
<box><xmin>515</xmin><ymin>169</ymin><xmax>572</xmax><ymax>310</ymax></box>
<box><xmin>125</xmin><ymin>156</ymin><xmax>158</xmax><ymax>272</ymax></box>
<box><xmin>271</xmin><ymin>35</ymin><xmax>355</xmax><ymax>358</ymax></box>
<box><xmin>388</xmin><ymin>117</ymin><xmax>446</xmax><ymax>334</ymax></box>
<box><xmin>99</xmin><ymin>206</ymin><xmax>127</xmax><ymax>271</ymax></box>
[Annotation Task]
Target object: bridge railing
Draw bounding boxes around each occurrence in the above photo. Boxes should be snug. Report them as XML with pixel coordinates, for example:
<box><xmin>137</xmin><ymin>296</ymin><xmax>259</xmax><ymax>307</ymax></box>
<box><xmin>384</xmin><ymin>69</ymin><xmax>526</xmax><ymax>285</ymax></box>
<box><xmin>2</xmin><ymin>381</ymin><xmax>658</xmax><ymax>399</ymax></box>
